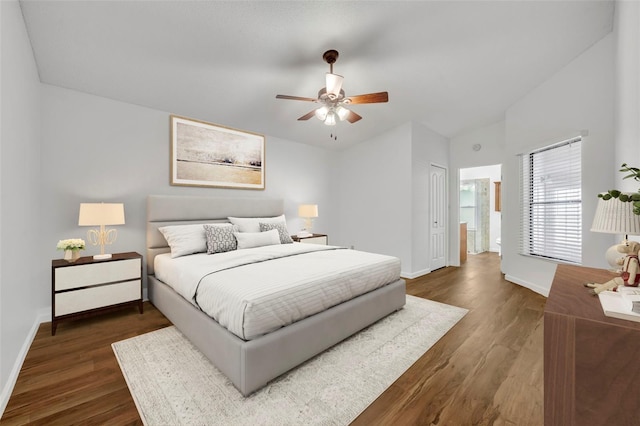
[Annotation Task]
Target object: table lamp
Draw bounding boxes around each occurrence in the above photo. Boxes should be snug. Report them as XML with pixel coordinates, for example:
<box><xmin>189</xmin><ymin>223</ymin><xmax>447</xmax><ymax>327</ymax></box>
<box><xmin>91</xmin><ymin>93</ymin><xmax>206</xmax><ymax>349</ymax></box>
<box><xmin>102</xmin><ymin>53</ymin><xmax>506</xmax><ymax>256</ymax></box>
<box><xmin>298</xmin><ymin>204</ymin><xmax>318</xmax><ymax>238</ymax></box>
<box><xmin>78</xmin><ymin>203</ymin><xmax>125</xmax><ymax>260</ymax></box>
<box><xmin>591</xmin><ymin>194</ymin><xmax>640</xmax><ymax>270</ymax></box>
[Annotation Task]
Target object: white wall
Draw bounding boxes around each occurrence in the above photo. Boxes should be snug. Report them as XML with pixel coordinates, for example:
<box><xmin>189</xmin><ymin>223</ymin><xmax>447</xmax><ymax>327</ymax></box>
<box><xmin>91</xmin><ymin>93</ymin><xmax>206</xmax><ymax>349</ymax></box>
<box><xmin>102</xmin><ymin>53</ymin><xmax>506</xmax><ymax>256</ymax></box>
<box><xmin>449</xmin><ymin>121</ymin><xmax>505</xmax><ymax>265</ymax></box>
<box><xmin>502</xmin><ymin>34</ymin><xmax>615</xmax><ymax>296</ymax></box>
<box><xmin>334</xmin><ymin>123</ymin><xmax>413</xmax><ymax>271</ymax></box>
<box><xmin>614</xmin><ymin>1</ymin><xmax>640</xmax><ymax>189</ymax></box>
<box><xmin>0</xmin><ymin>0</ymin><xmax>43</xmax><ymax>414</ymax></box>
<box><xmin>335</xmin><ymin>121</ymin><xmax>449</xmax><ymax>278</ymax></box>
<box><xmin>40</xmin><ymin>84</ymin><xmax>336</xmax><ymax>269</ymax></box>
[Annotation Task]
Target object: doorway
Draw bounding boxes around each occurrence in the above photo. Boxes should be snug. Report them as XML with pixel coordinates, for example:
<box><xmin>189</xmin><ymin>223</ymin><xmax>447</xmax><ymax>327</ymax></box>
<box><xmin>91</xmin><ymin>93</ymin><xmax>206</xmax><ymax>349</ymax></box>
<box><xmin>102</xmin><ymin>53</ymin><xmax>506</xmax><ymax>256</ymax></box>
<box><xmin>459</xmin><ymin>164</ymin><xmax>502</xmax><ymax>258</ymax></box>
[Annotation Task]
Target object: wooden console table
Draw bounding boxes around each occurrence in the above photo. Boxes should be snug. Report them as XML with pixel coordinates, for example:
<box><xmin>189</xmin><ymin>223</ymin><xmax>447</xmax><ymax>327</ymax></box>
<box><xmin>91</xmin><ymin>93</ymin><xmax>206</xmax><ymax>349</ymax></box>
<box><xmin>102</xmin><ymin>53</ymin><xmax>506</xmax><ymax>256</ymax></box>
<box><xmin>545</xmin><ymin>264</ymin><xmax>640</xmax><ymax>425</ymax></box>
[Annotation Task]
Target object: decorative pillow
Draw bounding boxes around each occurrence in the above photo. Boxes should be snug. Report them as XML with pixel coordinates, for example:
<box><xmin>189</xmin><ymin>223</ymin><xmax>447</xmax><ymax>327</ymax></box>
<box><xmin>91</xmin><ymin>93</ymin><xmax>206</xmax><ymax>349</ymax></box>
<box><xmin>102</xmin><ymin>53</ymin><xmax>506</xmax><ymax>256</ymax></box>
<box><xmin>203</xmin><ymin>224</ymin><xmax>239</xmax><ymax>254</ymax></box>
<box><xmin>260</xmin><ymin>222</ymin><xmax>293</xmax><ymax>244</ymax></box>
<box><xmin>228</xmin><ymin>215</ymin><xmax>286</xmax><ymax>233</ymax></box>
<box><xmin>234</xmin><ymin>229</ymin><xmax>281</xmax><ymax>250</ymax></box>
<box><xmin>158</xmin><ymin>224</ymin><xmax>207</xmax><ymax>258</ymax></box>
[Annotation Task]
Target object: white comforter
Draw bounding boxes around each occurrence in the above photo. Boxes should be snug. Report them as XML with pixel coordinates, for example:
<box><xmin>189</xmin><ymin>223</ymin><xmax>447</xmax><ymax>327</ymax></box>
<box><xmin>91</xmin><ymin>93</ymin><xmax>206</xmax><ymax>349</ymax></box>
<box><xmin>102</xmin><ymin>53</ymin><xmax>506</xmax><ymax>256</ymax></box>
<box><xmin>154</xmin><ymin>243</ymin><xmax>401</xmax><ymax>340</ymax></box>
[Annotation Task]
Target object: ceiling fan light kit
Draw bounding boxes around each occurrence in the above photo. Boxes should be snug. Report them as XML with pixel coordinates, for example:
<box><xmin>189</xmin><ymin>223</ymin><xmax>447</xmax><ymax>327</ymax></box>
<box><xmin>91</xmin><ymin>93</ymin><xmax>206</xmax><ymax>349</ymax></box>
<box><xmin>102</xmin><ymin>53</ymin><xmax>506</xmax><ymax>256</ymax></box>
<box><xmin>276</xmin><ymin>50</ymin><xmax>388</xmax><ymax>128</ymax></box>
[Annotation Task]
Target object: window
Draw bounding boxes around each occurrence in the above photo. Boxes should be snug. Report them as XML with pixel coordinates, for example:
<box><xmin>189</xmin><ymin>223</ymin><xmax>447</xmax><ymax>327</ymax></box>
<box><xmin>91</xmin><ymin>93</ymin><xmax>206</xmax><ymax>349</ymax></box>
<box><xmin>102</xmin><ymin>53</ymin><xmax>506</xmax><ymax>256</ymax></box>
<box><xmin>519</xmin><ymin>137</ymin><xmax>582</xmax><ymax>264</ymax></box>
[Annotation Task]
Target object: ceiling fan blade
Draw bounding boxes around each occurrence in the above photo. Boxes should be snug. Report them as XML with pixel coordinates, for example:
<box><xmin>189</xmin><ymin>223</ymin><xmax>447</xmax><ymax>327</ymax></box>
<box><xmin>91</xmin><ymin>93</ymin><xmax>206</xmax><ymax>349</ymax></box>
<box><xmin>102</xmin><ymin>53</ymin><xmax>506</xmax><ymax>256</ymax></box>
<box><xmin>325</xmin><ymin>73</ymin><xmax>344</xmax><ymax>98</ymax></box>
<box><xmin>346</xmin><ymin>110</ymin><xmax>362</xmax><ymax>123</ymax></box>
<box><xmin>347</xmin><ymin>92</ymin><xmax>389</xmax><ymax>104</ymax></box>
<box><xmin>276</xmin><ymin>94</ymin><xmax>317</xmax><ymax>102</ymax></box>
<box><xmin>297</xmin><ymin>110</ymin><xmax>317</xmax><ymax>121</ymax></box>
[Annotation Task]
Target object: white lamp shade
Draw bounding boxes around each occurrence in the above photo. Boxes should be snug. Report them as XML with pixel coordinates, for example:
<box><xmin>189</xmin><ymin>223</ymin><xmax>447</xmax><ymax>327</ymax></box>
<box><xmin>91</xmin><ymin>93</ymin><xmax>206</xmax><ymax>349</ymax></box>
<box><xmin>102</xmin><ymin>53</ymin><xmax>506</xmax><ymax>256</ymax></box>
<box><xmin>324</xmin><ymin>111</ymin><xmax>336</xmax><ymax>126</ymax></box>
<box><xmin>335</xmin><ymin>105</ymin><xmax>350</xmax><ymax>121</ymax></box>
<box><xmin>298</xmin><ymin>204</ymin><xmax>318</xmax><ymax>218</ymax></box>
<box><xmin>325</xmin><ymin>73</ymin><xmax>344</xmax><ymax>98</ymax></box>
<box><xmin>591</xmin><ymin>195</ymin><xmax>640</xmax><ymax>235</ymax></box>
<box><xmin>314</xmin><ymin>106</ymin><xmax>328</xmax><ymax>121</ymax></box>
<box><xmin>78</xmin><ymin>203</ymin><xmax>125</xmax><ymax>226</ymax></box>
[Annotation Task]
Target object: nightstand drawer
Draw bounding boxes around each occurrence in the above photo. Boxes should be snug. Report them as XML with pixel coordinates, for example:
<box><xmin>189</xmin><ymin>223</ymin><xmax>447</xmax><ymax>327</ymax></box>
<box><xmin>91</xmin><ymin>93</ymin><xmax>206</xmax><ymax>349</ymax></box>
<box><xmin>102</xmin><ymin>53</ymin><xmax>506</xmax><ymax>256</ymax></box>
<box><xmin>55</xmin><ymin>258</ymin><xmax>140</xmax><ymax>291</ymax></box>
<box><xmin>300</xmin><ymin>236</ymin><xmax>328</xmax><ymax>245</ymax></box>
<box><xmin>55</xmin><ymin>279</ymin><xmax>141</xmax><ymax>316</ymax></box>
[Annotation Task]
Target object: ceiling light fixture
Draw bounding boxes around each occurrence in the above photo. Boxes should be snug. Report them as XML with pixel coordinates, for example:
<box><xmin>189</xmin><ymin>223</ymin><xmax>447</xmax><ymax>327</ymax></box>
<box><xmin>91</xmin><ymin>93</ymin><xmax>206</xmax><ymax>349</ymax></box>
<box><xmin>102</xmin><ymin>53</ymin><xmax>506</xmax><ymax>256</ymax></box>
<box><xmin>276</xmin><ymin>49</ymin><xmax>388</xmax><ymax>128</ymax></box>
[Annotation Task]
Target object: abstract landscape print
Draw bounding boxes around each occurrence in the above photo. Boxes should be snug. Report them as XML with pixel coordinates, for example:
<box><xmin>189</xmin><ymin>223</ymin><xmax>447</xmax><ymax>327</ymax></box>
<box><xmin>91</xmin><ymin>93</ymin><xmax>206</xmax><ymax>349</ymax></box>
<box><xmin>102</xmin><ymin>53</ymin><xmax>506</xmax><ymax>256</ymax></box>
<box><xmin>170</xmin><ymin>115</ymin><xmax>265</xmax><ymax>190</ymax></box>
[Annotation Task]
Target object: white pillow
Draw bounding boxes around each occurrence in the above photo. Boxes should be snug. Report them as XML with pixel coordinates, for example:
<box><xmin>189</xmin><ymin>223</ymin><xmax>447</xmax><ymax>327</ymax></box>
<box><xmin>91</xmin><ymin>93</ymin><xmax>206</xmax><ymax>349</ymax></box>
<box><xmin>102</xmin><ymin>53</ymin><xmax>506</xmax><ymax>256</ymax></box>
<box><xmin>158</xmin><ymin>224</ymin><xmax>207</xmax><ymax>258</ymax></box>
<box><xmin>228</xmin><ymin>214</ymin><xmax>286</xmax><ymax>233</ymax></box>
<box><xmin>234</xmin><ymin>229</ymin><xmax>281</xmax><ymax>250</ymax></box>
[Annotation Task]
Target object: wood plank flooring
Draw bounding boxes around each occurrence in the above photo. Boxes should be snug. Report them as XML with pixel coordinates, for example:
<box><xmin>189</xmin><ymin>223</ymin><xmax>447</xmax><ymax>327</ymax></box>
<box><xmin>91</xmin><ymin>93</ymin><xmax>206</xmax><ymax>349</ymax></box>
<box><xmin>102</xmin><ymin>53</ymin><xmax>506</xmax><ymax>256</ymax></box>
<box><xmin>1</xmin><ymin>252</ymin><xmax>545</xmax><ymax>425</ymax></box>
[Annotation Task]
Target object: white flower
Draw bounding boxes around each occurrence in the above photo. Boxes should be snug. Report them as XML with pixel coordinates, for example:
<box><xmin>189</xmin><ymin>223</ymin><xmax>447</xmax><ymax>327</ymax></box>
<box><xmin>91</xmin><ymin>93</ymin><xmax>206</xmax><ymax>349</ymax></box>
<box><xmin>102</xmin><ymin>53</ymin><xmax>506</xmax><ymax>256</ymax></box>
<box><xmin>56</xmin><ymin>238</ymin><xmax>86</xmax><ymax>251</ymax></box>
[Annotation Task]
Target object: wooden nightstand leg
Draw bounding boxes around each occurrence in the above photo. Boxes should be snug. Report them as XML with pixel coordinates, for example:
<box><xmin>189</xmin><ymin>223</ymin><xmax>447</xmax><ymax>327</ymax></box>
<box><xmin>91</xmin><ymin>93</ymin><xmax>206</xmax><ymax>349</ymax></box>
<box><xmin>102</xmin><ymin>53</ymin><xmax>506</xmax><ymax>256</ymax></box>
<box><xmin>138</xmin><ymin>300</ymin><xmax>143</xmax><ymax>314</ymax></box>
<box><xmin>51</xmin><ymin>321</ymin><xmax>57</xmax><ymax>336</ymax></box>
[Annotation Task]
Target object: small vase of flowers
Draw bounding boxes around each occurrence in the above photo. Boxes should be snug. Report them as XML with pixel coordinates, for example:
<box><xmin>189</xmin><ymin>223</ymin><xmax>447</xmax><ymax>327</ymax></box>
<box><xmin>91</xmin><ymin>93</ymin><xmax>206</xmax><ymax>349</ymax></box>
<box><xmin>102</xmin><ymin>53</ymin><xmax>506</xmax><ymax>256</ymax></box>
<box><xmin>57</xmin><ymin>238</ymin><xmax>86</xmax><ymax>262</ymax></box>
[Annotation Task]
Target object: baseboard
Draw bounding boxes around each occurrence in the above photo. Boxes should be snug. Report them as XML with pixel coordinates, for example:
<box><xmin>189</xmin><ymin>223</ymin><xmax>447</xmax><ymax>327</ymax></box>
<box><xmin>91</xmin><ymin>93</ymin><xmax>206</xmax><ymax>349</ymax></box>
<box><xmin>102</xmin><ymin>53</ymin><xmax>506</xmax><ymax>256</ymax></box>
<box><xmin>505</xmin><ymin>274</ymin><xmax>550</xmax><ymax>297</ymax></box>
<box><xmin>0</xmin><ymin>309</ymin><xmax>48</xmax><ymax>418</ymax></box>
<box><xmin>401</xmin><ymin>268</ymin><xmax>431</xmax><ymax>280</ymax></box>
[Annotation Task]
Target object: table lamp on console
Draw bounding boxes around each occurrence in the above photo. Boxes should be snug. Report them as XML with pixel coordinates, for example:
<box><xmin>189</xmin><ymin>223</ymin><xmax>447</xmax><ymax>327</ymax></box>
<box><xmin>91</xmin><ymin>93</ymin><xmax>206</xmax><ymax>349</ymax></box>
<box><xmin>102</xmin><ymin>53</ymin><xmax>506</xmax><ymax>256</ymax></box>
<box><xmin>584</xmin><ymin>194</ymin><xmax>640</xmax><ymax>294</ymax></box>
<box><xmin>78</xmin><ymin>202</ymin><xmax>125</xmax><ymax>260</ymax></box>
<box><xmin>591</xmin><ymin>193</ymin><xmax>640</xmax><ymax>271</ymax></box>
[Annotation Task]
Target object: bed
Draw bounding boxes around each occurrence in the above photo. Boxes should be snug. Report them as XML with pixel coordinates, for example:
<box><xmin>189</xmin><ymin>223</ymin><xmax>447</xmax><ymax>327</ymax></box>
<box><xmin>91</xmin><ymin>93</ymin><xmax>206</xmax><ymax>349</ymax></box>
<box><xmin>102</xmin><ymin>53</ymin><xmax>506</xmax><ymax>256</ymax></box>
<box><xmin>146</xmin><ymin>195</ymin><xmax>406</xmax><ymax>396</ymax></box>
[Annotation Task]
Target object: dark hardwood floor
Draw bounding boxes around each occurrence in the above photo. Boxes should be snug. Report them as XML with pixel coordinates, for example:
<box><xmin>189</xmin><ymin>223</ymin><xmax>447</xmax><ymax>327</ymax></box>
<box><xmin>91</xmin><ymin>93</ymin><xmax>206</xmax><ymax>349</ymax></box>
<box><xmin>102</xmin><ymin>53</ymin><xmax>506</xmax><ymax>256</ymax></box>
<box><xmin>1</xmin><ymin>252</ymin><xmax>545</xmax><ymax>425</ymax></box>
<box><xmin>353</xmin><ymin>252</ymin><xmax>545</xmax><ymax>425</ymax></box>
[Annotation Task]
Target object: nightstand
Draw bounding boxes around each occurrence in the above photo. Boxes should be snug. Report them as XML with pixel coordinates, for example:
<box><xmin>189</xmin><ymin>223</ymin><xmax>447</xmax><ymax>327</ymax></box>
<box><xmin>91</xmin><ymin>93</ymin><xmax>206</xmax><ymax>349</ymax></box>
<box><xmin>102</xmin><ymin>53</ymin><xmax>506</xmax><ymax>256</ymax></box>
<box><xmin>292</xmin><ymin>233</ymin><xmax>328</xmax><ymax>245</ymax></box>
<box><xmin>51</xmin><ymin>251</ymin><xmax>143</xmax><ymax>335</ymax></box>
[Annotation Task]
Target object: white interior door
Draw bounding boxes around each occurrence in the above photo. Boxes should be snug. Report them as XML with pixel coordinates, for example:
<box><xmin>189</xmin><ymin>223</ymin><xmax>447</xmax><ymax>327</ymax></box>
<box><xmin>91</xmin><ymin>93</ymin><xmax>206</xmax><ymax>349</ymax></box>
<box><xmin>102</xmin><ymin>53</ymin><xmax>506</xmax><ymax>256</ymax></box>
<box><xmin>430</xmin><ymin>164</ymin><xmax>447</xmax><ymax>270</ymax></box>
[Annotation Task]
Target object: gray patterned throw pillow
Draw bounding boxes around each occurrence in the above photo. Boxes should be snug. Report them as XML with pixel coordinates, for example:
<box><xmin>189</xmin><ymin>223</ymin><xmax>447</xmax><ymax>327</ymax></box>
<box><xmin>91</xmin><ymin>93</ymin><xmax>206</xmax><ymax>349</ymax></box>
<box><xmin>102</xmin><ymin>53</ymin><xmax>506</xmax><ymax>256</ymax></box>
<box><xmin>259</xmin><ymin>222</ymin><xmax>293</xmax><ymax>244</ymax></box>
<box><xmin>203</xmin><ymin>224</ymin><xmax>239</xmax><ymax>254</ymax></box>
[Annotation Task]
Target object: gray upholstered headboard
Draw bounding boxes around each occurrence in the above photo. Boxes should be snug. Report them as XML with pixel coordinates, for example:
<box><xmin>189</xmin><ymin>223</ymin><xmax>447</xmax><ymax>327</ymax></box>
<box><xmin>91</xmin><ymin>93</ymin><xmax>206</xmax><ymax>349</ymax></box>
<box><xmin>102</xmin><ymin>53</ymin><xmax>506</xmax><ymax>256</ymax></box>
<box><xmin>146</xmin><ymin>195</ymin><xmax>284</xmax><ymax>275</ymax></box>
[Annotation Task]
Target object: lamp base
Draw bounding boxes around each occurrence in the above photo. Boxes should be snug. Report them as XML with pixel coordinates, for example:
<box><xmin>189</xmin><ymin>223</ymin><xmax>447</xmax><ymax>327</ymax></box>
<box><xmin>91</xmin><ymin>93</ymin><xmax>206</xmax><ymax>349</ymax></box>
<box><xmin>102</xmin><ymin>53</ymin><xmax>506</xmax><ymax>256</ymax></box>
<box><xmin>297</xmin><ymin>231</ymin><xmax>312</xmax><ymax>238</ymax></box>
<box><xmin>93</xmin><ymin>253</ymin><xmax>112</xmax><ymax>260</ymax></box>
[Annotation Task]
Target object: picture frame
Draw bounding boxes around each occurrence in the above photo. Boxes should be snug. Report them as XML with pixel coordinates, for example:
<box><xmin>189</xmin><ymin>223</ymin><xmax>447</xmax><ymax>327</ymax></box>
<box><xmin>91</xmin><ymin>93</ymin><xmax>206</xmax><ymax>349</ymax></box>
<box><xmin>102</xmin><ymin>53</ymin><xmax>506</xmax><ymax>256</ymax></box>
<box><xmin>170</xmin><ymin>114</ymin><xmax>265</xmax><ymax>190</ymax></box>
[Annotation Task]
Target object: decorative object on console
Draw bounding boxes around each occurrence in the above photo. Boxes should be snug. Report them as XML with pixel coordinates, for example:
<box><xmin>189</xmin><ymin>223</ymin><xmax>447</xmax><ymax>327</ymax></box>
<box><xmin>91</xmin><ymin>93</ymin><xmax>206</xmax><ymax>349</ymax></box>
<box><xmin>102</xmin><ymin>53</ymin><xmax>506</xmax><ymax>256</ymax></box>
<box><xmin>78</xmin><ymin>203</ymin><xmax>125</xmax><ymax>260</ymax></box>
<box><xmin>297</xmin><ymin>204</ymin><xmax>318</xmax><ymax>237</ymax></box>
<box><xmin>591</xmin><ymin>193</ymin><xmax>640</xmax><ymax>270</ymax></box>
<box><xmin>56</xmin><ymin>238</ymin><xmax>85</xmax><ymax>263</ymax></box>
<box><xmin>170</xmin><ymin>114</ymin><xmax>265</xmax><ymax>190</ymax></box>
<box><xmin>587</xmin><ymin>194</ymin><xmax>640</xmax><ymax>295</ymax></box>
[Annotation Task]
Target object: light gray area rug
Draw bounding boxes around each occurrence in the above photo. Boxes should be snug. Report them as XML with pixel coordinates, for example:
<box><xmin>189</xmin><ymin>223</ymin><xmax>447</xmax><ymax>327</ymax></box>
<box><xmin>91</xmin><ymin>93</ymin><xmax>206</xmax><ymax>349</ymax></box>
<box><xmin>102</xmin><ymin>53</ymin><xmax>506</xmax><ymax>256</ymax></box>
<box><xmin>112</xmin><ymin>295</ymin><xmax>467</xmax><ymax>426</ymax></box>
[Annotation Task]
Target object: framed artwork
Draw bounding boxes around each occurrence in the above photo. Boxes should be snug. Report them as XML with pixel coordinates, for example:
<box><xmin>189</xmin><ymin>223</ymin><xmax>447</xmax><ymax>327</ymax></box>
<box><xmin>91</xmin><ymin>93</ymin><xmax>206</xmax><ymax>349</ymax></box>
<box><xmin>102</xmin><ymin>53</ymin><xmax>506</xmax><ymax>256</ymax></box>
<box><xmin>170</xmin><ymin>115</ymin><xmax>265</xmax><ymax>190</ymax></box>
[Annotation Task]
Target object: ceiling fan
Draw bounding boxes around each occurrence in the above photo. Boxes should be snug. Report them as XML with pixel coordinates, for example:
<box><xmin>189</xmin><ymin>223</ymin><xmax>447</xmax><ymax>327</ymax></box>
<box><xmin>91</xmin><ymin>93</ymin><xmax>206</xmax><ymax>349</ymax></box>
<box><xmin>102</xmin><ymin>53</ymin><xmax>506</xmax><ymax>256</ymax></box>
<box><xmin>276</xmin><ymin>50</ymin><xmax>388</xmax><ymax>126</ymax></box>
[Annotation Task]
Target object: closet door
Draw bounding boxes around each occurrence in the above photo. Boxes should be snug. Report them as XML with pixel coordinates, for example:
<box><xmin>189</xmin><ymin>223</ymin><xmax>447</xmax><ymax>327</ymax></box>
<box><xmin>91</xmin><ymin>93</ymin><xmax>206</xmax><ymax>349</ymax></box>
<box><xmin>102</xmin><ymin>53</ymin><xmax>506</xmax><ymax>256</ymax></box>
<box><xmin>430</xmin><ymin>164</ymin><xmax>447</xmax><ymax>270</ymax></box>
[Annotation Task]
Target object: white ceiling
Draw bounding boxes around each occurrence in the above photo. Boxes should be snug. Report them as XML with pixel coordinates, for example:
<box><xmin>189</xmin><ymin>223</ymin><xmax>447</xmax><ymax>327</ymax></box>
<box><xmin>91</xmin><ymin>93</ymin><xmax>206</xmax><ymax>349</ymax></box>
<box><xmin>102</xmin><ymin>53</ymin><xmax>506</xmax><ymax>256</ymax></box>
<box><xmin>19</xmin><ymin>1</ymin><xmax>614</xmax><ymax>150</ymax></box>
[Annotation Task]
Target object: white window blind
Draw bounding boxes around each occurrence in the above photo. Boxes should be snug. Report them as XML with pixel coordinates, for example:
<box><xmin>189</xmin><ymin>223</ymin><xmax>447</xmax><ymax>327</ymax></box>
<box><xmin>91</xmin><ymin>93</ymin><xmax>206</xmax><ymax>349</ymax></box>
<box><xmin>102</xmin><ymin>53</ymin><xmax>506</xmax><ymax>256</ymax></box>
<box><xmin>519</xmin><ymin>137</ymin><xmax>582</xmax><ymax>264</ymax></box>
